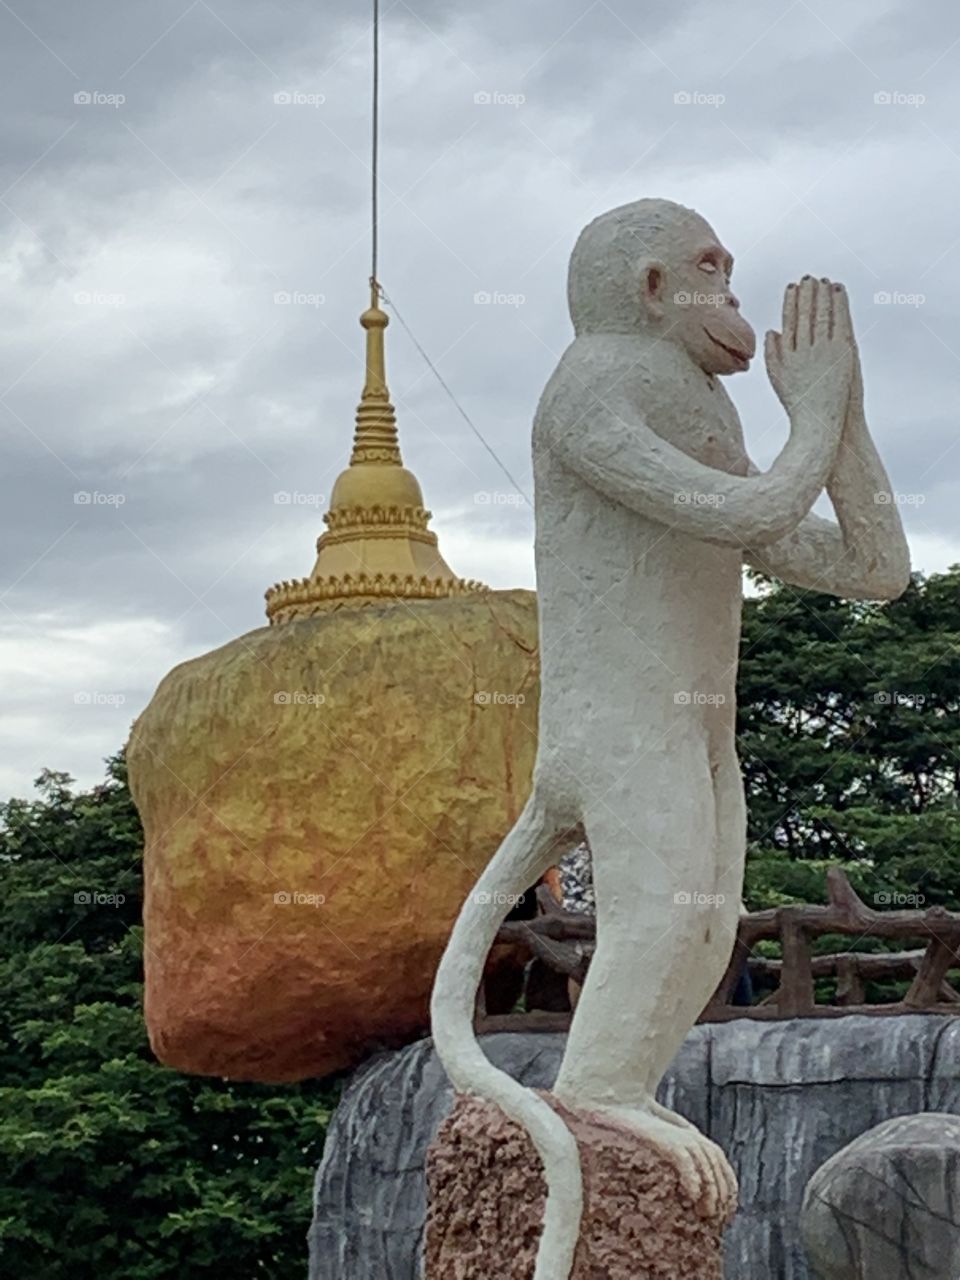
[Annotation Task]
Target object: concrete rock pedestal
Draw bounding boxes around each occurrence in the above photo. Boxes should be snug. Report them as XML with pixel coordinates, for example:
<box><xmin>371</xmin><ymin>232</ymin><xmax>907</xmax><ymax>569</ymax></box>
<box><xmin>801</xmin><ymin>1112</ymin><xmax>960</xmax><ymax>1280</ymax></box>
<box><xmin>424</xmin><ymin>1093</ymin><xmax>735</xmax><ymax>1279</ymax></box>
<box><xmin>309</xmin><ymin>1018</ymin><xmax>960</xmax><ymax>1279</ymax></box>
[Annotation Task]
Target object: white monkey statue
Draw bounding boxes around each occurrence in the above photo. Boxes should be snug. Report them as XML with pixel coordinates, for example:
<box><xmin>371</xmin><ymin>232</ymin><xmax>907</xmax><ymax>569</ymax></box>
<box><xmin>430</xmin><ymin>198</ymin><xmax>910</xmax><ymax>1279</ymax></box>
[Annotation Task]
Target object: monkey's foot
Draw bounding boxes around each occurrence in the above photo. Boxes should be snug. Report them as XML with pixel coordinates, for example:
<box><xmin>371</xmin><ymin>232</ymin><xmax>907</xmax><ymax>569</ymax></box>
<box><xmin>648</xmin><ymin>1098</ymin><xmax>696</xmax><ymax>1130</ymax></box>
<box><xmin>589</xmin><ymin>1101</ymin><xmax>737</xmax><ymax>1220</ymax></box>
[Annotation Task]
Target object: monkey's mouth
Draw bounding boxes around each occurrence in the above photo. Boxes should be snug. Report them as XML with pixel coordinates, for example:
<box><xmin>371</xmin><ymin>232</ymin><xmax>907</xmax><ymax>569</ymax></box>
<box><xmin>704</xmin><ymin>328</ymin><xmax>751</xmax><ymax>370</ymax></box>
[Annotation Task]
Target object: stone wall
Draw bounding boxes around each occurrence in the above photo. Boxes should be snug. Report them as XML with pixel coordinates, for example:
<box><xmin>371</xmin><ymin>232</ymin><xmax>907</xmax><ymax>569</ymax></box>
<box><xmin>308</xmin><ymin>1016</ymin><xmax>960</xmax><ymax>1279</ymax></box>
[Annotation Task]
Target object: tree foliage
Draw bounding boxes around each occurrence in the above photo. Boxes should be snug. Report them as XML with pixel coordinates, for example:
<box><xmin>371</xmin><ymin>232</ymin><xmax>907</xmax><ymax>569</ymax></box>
<box><xmin>0</xmin><ymin>757</ymin><xmax>337</xmax><ymax>1278</ymax></box>
<box><xmin>739</xmin><ymin>567</ymin><xmax>960</xmax><ymax>911</ymax></box>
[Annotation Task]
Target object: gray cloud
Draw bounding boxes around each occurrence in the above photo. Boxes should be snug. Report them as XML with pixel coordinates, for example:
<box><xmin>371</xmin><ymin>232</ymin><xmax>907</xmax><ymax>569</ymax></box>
<box><xmin>2</xmin><ymin>0</ymin><xmax>959</xmax><ymax>796</ymax></box>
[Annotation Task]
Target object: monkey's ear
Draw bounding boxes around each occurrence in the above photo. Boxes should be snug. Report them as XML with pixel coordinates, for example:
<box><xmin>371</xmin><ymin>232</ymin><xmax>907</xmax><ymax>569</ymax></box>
<box><xmin>644</xmin><ymin>266</ymin><xmax>664</xmax><ymax>298</ymax></box>
<box><xmin>640</xmin><ymin>262</ymin><xmax>667</xmax><ymax>318</ymax></box>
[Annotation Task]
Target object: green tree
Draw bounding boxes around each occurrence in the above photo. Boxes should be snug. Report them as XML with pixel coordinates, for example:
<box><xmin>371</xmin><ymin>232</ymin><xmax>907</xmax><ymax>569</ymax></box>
<box><xmin>0</xmin><ymin>757</ymin><xmax>337</xmax><ymax>1279</ymax></box>
<box><xmin>739</xmin><ymin>567</ymin><xmax>960</xmax><ymax>912</ymax></box>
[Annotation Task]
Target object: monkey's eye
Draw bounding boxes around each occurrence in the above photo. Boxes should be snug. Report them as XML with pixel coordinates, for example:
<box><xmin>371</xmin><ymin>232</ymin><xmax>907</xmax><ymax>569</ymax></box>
<box><xmin>699</xmin><ymin>259</ymin><xmax>718</xmax><ymax>274</ymax></box>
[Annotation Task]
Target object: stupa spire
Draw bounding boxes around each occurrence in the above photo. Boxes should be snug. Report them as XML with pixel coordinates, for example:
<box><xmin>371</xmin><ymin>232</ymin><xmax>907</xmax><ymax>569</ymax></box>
<box><xmin>350</xmin><ymin>280</ymin><xmax>401</xmax><ymax>466</ymax></box>
<box><xmin>263</xmin><ymin>283</ymin><xmax>484</xmax><ymax>623</ymax></box>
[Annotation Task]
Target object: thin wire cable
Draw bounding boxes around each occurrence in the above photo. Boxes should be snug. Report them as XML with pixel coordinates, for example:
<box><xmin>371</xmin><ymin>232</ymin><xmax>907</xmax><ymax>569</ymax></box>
<box><xmin>371</xmin><ymin>0</ymin><xmax>379</xmax><ymax>285</ymax></box>
<box><xmin>379</xmin><ymin>286</ymin><xmax>533</xmax><ymax>507</ymax></box>
<box><xmin>369</xmin><ymin>4</ymin><xmax>528</xmax><ymax>506</ymax></box>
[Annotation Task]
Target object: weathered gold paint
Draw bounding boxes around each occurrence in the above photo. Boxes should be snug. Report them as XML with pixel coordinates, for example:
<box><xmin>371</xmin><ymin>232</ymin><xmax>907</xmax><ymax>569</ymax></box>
<box><xmin>129</xmin><ymin>592</ymin><xmax>538</xmax><ymax>1081</ymax></box>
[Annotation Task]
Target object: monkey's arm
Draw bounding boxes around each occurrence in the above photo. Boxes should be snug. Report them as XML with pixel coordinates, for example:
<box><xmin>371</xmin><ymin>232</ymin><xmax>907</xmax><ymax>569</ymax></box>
<box><xmin>549</xmin><ymin>275</ymin><xmax>855</xmax><ymax>547</ymax></box>
<box><xmin>743</xmin><ymin>365</ymin><xmax>910</xmax><ymax>601</ymax></box>
<box><xmin>547</xmin><ymin>394</ymin><xmax>844</xmax><ymax>548</ymax></box>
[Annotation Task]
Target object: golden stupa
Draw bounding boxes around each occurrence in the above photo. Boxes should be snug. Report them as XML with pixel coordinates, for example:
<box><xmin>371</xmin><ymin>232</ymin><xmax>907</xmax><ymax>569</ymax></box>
<box><xmin>266</xmin><ymin>284</ymin><xmax>483</xmax><ymax>620</ymax></box>
<box><xmin>128</xmin><ymin>282</ymin><xmax>539</xmax><ymax>1083</ymax></box>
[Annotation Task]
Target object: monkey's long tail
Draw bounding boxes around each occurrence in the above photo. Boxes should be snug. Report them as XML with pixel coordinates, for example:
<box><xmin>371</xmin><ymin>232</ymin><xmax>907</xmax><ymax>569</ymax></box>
<box><xmin>430</xmin><ymin>796</ymin><xmax>583</xmax><ymax>1280</ymax></box>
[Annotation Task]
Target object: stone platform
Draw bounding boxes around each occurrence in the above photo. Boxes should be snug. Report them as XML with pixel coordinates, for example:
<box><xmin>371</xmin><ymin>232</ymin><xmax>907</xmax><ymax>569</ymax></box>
<box><xmin>308</xmin><ymin>1016</ymin><xmax>960</xmax><ymax>1279</ymax></box>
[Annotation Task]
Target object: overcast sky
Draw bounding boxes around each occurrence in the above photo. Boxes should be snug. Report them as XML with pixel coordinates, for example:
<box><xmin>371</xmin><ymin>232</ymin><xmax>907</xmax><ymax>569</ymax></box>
<box><xmin>1</xmin><ymin>0</ymin><xmax>958</xmax><ymax>799</ymax></box>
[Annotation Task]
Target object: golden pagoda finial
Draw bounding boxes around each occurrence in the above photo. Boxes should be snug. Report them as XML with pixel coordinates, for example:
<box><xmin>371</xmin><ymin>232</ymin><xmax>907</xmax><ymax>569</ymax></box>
<box><xmin>263</xmin><ymin>282</ymin><xmax>486</xmax><ymax>623</ymax></box>
<box><xmin>351</xmin><ymin>279</ymin><xmax>401</xmax><ymax>466</ymax></box>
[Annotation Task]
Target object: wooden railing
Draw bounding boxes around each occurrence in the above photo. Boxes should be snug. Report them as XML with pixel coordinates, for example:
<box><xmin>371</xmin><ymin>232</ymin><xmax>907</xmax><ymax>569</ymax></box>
<box><xmin>475</xmin><ymin>868</ymin><xmax>960</xmax><ymax>1035</ymax></box>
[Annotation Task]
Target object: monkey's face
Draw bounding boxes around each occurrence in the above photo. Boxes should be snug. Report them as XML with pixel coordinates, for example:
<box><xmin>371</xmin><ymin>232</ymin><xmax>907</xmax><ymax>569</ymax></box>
<box><xmin>641</xmin><ymin>237</ymin><xmax>757</xmax><ymax>377</ymax></box>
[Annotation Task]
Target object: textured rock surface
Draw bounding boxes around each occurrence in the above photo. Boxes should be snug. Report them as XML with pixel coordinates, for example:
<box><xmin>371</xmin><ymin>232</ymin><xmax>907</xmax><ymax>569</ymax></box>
<box><xmin>424</xmin><ymin>1093</ymin><xmax>733</xmax><ymax>1279</ymax></box>
<box><xmin>127</xmin><ymin>590</ymin><xmax>538</xmax><ymax>1082</ymax></box>
<box><xmin>801</xmin><ymin>1112</ymin><xmax>960</xmax><ymax>1279</ymax></box>
<box><xmin>309</xmin><ymin>1016</ymin><xmax>960</xmax><ymax>1279</ymax></box>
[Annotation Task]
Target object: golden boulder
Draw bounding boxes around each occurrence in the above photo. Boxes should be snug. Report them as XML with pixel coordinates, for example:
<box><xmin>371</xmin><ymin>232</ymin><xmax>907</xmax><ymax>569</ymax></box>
<box><xmin>129</xmin><ymin>590</ymin><xmax>537</xmax><ymax>1081</ymax></box>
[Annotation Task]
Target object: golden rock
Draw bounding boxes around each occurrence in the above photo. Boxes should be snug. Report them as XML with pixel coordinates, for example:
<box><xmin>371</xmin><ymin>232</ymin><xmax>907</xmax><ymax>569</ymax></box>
<box><xmin>130</xmin><ymin>592</ymin><xmax>538</xmax><ymax>1081</ymax></box>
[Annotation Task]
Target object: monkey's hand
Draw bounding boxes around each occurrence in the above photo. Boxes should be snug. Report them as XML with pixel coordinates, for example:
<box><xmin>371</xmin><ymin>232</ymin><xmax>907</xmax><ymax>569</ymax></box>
<box><xmin>846</xmin><ymin>322</ymin><xmax>865</xmax><ymax>426</ymax></box>
<box><xmin>765</xmin><ymin>276</ymin><xmax>853</xmax><ymax>432</ymax></box>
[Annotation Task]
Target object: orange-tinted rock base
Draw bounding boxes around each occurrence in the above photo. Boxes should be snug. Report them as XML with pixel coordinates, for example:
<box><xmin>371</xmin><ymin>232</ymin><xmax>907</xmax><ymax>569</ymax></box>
<box><xmin>425</xmin><ymin>1093</ymin><xmax>735</xmax><ymax>1280</ymax></box>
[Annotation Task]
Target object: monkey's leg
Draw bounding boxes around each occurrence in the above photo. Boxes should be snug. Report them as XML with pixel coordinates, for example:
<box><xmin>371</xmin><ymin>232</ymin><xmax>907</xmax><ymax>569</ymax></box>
<box><xmin>644</xmin><ymin>742</ymin><xmax>747</xmax><ymax>1091</ymax></box>
<box><xmin>627</xmin><ymin>744</ymin><xmax>746</xmax><ymax>1153</ymax></box>
<box><xmin>549</xmin><ymin>743</ymin><xmax>739</xmax><ymax>1213</ymax></box>
<box><xmin>553</xmin><ymin>740</ymin><xmax>719</xmax><ymax>1108</ymax></box>
<box><xmin>711</xmin><ymin>745</ymin><xmax>749</xmax><ymax>978</ymax></box>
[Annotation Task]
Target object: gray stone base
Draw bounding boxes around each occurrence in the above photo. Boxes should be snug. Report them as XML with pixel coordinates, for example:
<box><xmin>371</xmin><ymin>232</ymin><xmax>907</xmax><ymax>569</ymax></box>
<box><xmin>308</xmin><ymin>1015</ymin><xmax>960</xmax><ymax>1280</ymax></box>
<box><xmin>801</xmin><ymin>1112</ymin><xmax>960</xmax><ymax>1279</ymax></box>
